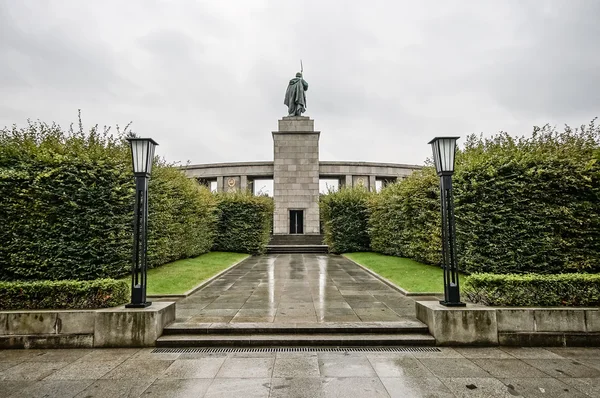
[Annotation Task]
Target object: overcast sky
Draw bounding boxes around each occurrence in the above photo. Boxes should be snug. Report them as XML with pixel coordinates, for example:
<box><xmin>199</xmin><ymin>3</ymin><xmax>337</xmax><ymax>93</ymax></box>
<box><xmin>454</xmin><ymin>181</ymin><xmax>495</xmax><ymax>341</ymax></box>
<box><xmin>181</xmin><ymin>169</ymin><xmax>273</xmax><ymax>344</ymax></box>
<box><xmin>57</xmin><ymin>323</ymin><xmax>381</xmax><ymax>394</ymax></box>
<box><xmin>1</xmin><ymin>0</ymin><xmax>598</xmax><ymax>166</ymax></box>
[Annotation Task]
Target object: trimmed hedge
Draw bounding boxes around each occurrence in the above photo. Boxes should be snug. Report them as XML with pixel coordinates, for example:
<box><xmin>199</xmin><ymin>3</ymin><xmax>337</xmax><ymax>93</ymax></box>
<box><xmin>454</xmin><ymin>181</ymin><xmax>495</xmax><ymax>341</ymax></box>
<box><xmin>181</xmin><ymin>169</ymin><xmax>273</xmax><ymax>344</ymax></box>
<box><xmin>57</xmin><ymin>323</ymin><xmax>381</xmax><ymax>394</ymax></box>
<box><xmin>0</xmin><ymin>119</ymin><xmax>218</xmax><ymax>281</ymax></box>
<box><xmin>320</xmin><ymin>187</ymin><xmax>371</xmax><ymax>253</ymax></box>
<box><xmin>464</xmin><ymin>273</ymin><xmax>600</xmax><ymax>307</ymax></box>
<box><xmin>0</xmin><ymin>278</ymin><xmax>129</xmax><ymax>309</ymax></box>
<box><xmin>369</xmin><ymin>168</ymin><xmax>441</xmax><ymax>265</ymax></box>
<box><xmin>366</xmin><ymin>121</ymin><xmax>600</xmax><ymax>274</ymax></box>
<box><xmin>455</xmin><ymin>123</ymin><xmax>600</xmax><ymax>274</ymax></box>
<box><xmin>213</xmin><ymin>191</ymin><xmax>273</xmax><ymax>254</ymax></box>
<box><xmin>148</xmin><ymin>166</ymin><xmax>217</xmax><ymax>268</ymax></box>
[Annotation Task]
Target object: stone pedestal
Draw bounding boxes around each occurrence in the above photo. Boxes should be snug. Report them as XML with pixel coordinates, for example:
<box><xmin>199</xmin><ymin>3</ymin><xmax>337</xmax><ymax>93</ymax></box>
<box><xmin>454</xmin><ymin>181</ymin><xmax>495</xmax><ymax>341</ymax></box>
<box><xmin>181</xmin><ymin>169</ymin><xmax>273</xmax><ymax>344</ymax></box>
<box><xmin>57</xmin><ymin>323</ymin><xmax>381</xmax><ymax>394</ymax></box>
<box><xmin>272</xmin><ymin>116</ymin><xmax>320</xmax><ymax>235</ymax></box>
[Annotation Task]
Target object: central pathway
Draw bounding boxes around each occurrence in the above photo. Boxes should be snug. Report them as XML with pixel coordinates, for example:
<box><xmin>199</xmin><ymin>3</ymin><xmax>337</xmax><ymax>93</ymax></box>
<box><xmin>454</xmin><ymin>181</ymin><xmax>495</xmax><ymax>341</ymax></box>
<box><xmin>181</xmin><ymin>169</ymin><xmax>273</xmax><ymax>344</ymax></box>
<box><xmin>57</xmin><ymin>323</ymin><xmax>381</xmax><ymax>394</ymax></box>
<box><xmin>174</xmin><ymin>254</ymin><xmax>438</xmax><ymax>324</ymax></box>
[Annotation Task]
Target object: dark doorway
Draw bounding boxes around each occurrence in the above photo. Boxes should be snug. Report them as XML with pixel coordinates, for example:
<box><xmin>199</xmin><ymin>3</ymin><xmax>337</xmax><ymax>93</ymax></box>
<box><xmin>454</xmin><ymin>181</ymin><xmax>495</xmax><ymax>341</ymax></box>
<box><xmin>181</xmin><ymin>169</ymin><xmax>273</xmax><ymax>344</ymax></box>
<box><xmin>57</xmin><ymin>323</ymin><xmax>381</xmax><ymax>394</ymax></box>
<box><xmin>289</xmin><ymin>210</ymin><xmax>304</xmax><ymax>234</ymax></box>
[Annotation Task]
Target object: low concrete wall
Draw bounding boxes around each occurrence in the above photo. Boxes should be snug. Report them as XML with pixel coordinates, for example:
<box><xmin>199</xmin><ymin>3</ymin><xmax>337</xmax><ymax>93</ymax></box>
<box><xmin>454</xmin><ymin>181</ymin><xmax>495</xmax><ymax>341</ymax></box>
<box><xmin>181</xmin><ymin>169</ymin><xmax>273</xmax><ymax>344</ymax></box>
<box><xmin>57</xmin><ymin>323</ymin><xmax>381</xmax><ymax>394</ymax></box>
<box><xmin>416</xmin><ymin>301</ymin><xmax>600</xmax><ymax>346</ymax></box>
<box><xmin>0</xmin><ymin>302</ymin><xmax>175</xmax><ymax>349</ymax></box>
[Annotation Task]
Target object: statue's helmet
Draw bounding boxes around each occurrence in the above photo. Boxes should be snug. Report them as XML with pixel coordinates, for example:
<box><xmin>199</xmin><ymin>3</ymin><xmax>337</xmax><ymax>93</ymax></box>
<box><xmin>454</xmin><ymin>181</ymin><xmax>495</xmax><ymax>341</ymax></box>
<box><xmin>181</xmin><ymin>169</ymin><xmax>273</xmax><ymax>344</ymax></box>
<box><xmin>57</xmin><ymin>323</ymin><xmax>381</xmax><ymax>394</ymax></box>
<box><xmin>296</xmin><ymin>72</ymin><xmax>302</xmax><ymax>78</ymax></box>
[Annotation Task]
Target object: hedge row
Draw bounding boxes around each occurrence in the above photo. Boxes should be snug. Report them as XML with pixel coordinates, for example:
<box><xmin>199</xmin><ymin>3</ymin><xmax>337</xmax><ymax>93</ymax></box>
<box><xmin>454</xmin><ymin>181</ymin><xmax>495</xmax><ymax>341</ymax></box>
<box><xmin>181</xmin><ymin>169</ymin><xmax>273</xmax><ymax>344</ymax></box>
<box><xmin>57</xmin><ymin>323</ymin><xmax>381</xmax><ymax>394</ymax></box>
<box><xmin>319</xmin><ymin>187</ymin><xmax>371</xmax><ymax>253</ymax></box>
<box><xmin>0</xmin><ymin>120</ymin><xmax>217</xmax><ymax>281</ymax></box>
<box><xmin>320</xmin><ymin>122</ymin><xmax>600</xmax><ymax>275</ymax></box>
<box><xmin>0</xmin><ymin>278</ymin><xmax>129</xmax><ymax>309</ymax></box>
<box><xmin>463</xmin><ymin>273</ymin><xmax>600</xmax><ymax>306</ymax></box>
<box><xmin>369</xmin><ymin>168</ymin><xmax>441</xmax><ymax>265</ymax></box>
<box><xmin>454</xmin><ymin>125</ymin><xmax>600</xmax><ymax>274</ymax></box>
<box><xmin>213</xmin><ymin>191</ymin><xmax>274</xmax><ymax>255</ymax></box>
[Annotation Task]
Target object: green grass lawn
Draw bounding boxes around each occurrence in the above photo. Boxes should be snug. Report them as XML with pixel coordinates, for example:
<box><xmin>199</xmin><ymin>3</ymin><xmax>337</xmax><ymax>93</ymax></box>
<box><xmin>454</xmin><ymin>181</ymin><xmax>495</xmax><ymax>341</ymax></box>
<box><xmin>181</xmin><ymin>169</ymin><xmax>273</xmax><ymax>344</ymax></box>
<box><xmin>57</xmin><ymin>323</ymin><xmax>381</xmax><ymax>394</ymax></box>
<box><xmin>344</xmin><ymin>252</ymin><xmax>465</xmax><ymax>293</ymax></box>
<box><xmin>122</xmin><ymin>252</ymin><xmax>249</xmax><ymax>295</ymax></box>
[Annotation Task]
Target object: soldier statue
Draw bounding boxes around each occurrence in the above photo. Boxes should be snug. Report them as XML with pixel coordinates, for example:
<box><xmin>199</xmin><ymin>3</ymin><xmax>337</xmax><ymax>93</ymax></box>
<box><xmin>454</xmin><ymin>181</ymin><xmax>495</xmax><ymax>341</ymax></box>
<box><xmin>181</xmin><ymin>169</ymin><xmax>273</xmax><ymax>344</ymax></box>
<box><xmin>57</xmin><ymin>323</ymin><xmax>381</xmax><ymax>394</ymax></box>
<box><xmin>284</xmin><ymin>72</ymin><xmax>308</xmax><ymax>116</ymax></box>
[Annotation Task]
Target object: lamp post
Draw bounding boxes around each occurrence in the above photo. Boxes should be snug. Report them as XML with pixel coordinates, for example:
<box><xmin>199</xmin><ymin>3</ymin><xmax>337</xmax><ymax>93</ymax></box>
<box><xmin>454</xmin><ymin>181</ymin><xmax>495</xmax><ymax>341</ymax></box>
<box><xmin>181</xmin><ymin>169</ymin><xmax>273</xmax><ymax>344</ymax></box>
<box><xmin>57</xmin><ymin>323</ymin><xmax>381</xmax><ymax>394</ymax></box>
<box><xmin>428</xmin><ymin>137</ymin><xmax>465</xmax><ymax>307</ymax></box>
<box><xmin>125</xmin><ymin>138</ymin><xmax>158</xmax><ymax>308</ymax></box>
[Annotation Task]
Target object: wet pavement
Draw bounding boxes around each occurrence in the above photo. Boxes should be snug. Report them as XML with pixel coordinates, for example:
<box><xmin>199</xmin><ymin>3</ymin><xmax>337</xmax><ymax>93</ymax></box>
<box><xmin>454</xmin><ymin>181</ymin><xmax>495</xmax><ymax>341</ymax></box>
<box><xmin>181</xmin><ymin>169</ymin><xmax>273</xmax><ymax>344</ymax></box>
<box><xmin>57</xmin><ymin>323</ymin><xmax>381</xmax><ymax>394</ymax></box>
<box><xmin>1</xmin><ymin>346</ymin><xmax>600</xmax><ymax>397</ymax></box>
<box><xmin>173</xmin><ymin>254</ymin><xmax>435</xmax><ymax>324</ymax></box>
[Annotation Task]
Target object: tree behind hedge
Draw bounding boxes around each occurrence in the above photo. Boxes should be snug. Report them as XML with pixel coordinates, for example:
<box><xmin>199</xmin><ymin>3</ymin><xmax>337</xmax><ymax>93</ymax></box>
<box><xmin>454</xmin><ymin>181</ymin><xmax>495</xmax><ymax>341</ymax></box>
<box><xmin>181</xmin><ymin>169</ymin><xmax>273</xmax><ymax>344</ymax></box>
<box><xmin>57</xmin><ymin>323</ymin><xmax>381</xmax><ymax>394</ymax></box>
<box><xmin>0</xmin><ymin>118</ymin><xmax>217</xmax><ymax>281</ymax></box>
<box><xmin>213</xmin><ymin>191</ymin><xmax>273</xmax><ymax>254</ymax></box>
<box><xmin>454</xmin><ymin>121</ymin><xmax>600</xmax><ymax>274</ymax></box>
<box><xmin>368</xmin><ymin>168</ymin><xmax>441</xmax><ymax>265</ymax></box>
<box><xmin>320</xmin><ymin>186</ymin><xmax>371</xmax><ymax>253</ymax></box>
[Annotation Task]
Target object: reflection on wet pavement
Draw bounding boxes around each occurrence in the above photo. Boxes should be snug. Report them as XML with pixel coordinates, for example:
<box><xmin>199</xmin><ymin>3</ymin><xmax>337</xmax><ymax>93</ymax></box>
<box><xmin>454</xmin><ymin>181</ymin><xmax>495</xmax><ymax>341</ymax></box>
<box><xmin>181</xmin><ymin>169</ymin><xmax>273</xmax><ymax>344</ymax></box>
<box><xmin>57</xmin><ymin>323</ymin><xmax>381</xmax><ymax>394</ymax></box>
<box><xmin>175</xmin><ymin>254</ymin><xmax>435</xmax><ymax>324</ymax></box>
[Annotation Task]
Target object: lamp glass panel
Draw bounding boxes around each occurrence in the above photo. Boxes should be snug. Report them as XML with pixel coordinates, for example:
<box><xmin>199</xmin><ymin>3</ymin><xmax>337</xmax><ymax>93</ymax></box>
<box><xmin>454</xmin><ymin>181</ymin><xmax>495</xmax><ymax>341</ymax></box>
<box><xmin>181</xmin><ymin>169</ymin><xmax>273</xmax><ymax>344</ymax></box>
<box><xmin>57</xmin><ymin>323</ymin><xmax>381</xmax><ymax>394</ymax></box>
<box><xmin>440</xmin><ymin>138</ymin><xmax>456</xmax><ymax>172</ymax></box>
<box><xmin>147</xmin><ymin>142</ymin><xmax>156</xmax><ymax>174</ymax></box>
<box><xmin>131</xmin><ymin>140</ymin><xmax>141</xmax><ymax>174</ymax></box>
<box><xmin>430</xmin><ymin>140</ymin><xmax>441</xmax><ymax>174</ymax></box>
<box><xmin>141</xmin><ymin>140</ymin><xmax>149</xmax><ymax>173</ymax></box>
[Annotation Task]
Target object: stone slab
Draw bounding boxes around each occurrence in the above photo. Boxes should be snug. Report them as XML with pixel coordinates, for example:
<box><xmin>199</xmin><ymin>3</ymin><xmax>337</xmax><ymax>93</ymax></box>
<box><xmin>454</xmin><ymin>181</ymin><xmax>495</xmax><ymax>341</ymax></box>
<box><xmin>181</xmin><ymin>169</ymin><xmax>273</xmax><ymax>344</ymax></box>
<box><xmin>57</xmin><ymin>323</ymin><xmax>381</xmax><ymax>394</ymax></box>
<box><xmin>94</xmin><ymin>301</ymin><xmax>176</xmax><ymax>347</ymax></box>
<box><xmin>415</xmin><ymin>301</ymin><xmax>499</xmax><ymax>346</ymax></box>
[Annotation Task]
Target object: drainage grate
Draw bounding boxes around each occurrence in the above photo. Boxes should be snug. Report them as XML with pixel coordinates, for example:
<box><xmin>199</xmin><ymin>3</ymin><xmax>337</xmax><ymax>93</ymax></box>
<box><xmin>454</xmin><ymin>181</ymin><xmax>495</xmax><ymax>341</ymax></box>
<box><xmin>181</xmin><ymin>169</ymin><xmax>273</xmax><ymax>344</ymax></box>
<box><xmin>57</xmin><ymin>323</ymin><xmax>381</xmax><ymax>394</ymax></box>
<box><xmin>152</xmin><ymin>347</ymin><xmax>441</xmax><ymax>354</ymax></box>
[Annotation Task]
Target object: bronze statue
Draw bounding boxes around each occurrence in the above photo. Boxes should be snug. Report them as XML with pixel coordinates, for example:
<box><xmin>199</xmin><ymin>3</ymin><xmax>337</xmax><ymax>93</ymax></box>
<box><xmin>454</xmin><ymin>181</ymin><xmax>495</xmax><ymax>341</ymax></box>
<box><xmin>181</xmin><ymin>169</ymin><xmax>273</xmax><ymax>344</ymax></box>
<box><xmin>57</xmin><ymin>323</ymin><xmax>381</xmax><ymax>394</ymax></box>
<box><xmin>284</xmin><ymin>72</ymin><xmax>308</xmax><ymax>116</ymax></box>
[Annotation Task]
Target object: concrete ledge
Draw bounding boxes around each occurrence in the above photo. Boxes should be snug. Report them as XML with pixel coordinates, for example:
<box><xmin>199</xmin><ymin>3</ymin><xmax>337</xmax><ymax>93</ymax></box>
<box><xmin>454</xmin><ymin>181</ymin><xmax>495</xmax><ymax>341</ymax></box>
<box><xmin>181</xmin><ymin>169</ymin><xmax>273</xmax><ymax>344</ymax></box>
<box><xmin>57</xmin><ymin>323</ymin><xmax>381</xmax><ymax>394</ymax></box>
<box><xmin>0</xmin><ymin>302</ymin><xmax>176</xmax><ymax>349</ymax></box>
<box><xmin>416</xmin><ymin>301</ymin><xmax>498</xmax><ymax>346</ymax></box>
<box><xmin>94</xmin><ymin>301</ymin><xmax>175</xmax><ymax>347</ymax></box>
<box><xmin>147</xmin><ymin>255</ymin><xmax>251</xmax><ymax>300</ymax></box>
<box><xmin>416</xmin><ymin>301</ymin><xmax>600</xmax><ymax>346</ymax></box>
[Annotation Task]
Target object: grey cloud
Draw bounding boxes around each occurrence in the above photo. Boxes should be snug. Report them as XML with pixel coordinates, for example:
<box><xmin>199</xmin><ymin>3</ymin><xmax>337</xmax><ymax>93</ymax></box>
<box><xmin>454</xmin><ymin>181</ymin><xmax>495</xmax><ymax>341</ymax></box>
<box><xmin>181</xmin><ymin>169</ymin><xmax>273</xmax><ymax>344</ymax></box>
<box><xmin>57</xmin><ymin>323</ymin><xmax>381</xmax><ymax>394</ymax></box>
<box><xmin>0</xmin><ymin>0</ymin><xmax>598</xmax><ymax>166</ymax></box>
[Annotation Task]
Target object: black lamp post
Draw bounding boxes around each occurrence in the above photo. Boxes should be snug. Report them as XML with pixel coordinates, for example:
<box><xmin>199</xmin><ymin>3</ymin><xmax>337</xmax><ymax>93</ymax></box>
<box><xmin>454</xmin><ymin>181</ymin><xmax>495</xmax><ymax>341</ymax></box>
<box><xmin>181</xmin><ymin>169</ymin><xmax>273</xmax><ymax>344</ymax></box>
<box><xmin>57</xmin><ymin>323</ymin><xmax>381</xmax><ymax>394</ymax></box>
<box><xmin>428</xmin><ymin>137</ymin><xmax>465</xmax><ymax>307</ymax></box>
<box><xmin>125</xmin><ymin>138</ymin><xmax>158</xmax><ymax>308</ymax></box>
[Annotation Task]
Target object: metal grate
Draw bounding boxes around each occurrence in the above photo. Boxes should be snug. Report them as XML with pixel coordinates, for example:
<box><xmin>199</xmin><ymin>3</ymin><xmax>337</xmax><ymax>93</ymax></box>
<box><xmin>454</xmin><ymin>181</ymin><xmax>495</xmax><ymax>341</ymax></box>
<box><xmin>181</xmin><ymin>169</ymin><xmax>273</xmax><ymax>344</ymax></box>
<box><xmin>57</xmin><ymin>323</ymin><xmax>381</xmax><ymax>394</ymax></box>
<box><xmin>152</xmin><ymin>347</ymin><xmax>441</xmax><ymax>354</ymax></box>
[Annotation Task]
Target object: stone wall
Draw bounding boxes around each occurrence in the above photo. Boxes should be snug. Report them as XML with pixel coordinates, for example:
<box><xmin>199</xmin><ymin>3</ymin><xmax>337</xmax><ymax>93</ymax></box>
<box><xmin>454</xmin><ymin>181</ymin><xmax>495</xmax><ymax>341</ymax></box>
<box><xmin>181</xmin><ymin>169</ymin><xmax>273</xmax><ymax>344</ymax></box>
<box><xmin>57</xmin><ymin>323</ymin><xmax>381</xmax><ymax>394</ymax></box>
<box><xmin>0</xmin><ymin>302</ymin><xmax>175</xmax><ymax>349</ymax></box>
<box><xmin>416</xmin><ymin>301</ymin><xmax>600</xmax><ymax>346</ymax></box>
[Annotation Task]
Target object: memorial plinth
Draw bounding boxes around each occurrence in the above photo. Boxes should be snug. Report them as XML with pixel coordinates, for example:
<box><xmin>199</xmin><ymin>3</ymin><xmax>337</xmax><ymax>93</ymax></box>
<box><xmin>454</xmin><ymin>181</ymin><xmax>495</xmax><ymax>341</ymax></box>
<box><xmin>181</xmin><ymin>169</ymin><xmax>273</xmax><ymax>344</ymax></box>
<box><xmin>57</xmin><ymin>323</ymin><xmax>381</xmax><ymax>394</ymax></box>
<box><xmin>272</xmin><ymin>116</ymin><xmax>320</xmax><ymax>235</ymax></box>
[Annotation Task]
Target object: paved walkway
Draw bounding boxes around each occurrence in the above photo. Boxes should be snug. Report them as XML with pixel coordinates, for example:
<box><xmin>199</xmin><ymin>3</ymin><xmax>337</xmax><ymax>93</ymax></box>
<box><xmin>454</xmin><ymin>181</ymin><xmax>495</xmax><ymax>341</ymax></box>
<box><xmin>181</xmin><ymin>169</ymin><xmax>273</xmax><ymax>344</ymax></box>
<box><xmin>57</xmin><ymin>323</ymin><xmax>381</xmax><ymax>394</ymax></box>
<box><xmin>174</xmin><ymin>254</ymin><xmax>436</xmax><ymax>324</ymax></box>
<box><xmin>1</xmin><ymin>347</ymin><xmax>600</xmax><ymax>397</ymax></box>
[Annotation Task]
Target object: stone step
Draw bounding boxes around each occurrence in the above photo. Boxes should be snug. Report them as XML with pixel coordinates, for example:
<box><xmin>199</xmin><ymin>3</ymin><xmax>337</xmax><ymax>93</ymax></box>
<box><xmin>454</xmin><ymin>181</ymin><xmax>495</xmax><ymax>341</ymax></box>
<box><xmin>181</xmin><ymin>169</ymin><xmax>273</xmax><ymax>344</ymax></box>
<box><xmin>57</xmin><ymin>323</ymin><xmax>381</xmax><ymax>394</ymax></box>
<box><xmin>269</xmin><ymin>235</ymin><xmax>325</xmax><ymax>245</ymax></box>
<box><xmin>156</xmin><ymin>333</ymin><xmax>436</xmax><ymax>347</ymax></box>
<box><xmin>163</xmin><ymin>321</ymin><xmax>429</xmax><ymax>335</ymax></box>
<box><xmin>266</xmin><ymin>245</ymin><xmax>328</xmax><ymax>254</ymax></box>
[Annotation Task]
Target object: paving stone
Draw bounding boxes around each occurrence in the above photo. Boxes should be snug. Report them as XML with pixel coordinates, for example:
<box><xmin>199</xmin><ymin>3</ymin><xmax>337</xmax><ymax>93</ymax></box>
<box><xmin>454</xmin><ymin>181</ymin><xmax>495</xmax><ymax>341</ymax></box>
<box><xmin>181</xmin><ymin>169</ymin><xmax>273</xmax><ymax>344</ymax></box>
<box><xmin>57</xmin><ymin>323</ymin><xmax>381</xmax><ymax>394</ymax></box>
<box><xmin>78</xmin><ymin>349</ymin><xmax>140</xmax><ymax>362</ymax></box>
<box><xmin>270</xmin><ymin>377</ymin><xmax>324</xmax><ymax>398</ymax></box>
<box><xmin>318</xmin><ymin>355</ymin><xmax>377</xmax><ymax>378</ymax></box>
<box><xmin>418</xmin><ymin>358</ymin><xmax>490</xmax><ymax>378</ymax></box>
<box><xmin>558</xmin><ymin>377</ymin><xmax>600</xmax><ymax>397</ymax></box>
<box><xmin>438</xmin><ymin>377</ymin><xmax>515</xmax><ymax>398</ymax></box>
<box><xmin>454</xmin><ymin>348</ymin><xmax>514</xmax><ymax>359</ymax></box>
<box><xmin>216</xmin><ymin>357</ymin><xmax>274</xmax><ymax>378</ymax></box>
<box><xmin>500</xmin><ymin>347</ymin><xmax>564</xmax><ymax>359</ymax></box>
<box><xmin>159</xmin><ymin>358</ymin><xmax>225</xmax><ymax>379</ymax></box>
<box><xmin>0</xmin><ymin>350</ymin><xmax>45</xmax><ymax>362</ymax></box>
<box><xmin>368</xmin><ymin>356</ymin><xmax>435</xmax><ymax>377</ymax></box>
<box><xmin>74</xmin><ymin>378</ymin><xmax>155</xmax><ymax>398</ymax></box>
<box><xmin>140</xmin><ymin>379</ymin><xmax>212</xmax><ymax>397</ymax></box>
<box><xmin>470</xmin><ymin>359</ymin><xmax>549</xmax><ymax>378</ymax></box>
<box><xmin>44</xmin><ymin>359</ymin><xmax>124</xmax><ymax>380</ymax></box>
<box><xmin>380</xmin><ymin>377</ymin><xmax>455</xmax><ymax>398</ymax></box>
<box><xmin>0</xmin><ymin>363</ymin><xmax>19</xmax><ymax>372</ymax></box>
<box><xmin>0</xmin><ymin>380</ymin><xmax>34</xmax><ymax>397</ymax></box>
<box><xmin>273</xmin><ymin>357</ymin><xmax>320</xmax><ymax>378</ymax></box>
<box><xmin>501</xmin><ymin>378</ymin><xmax>589</xmax><ymax>398</ymax></box>
<box><xmin>0</xmin><ymin>361</ymin><xmax>70</xmax><ymax>381</ymax></box>
<box><xmin>7</xmin><ymin>380</ymin><xmax>93</xmax><ymax>398</ymax></box>
<box><xmin>321</xmin><ymin>377</ymin><xmax>389</xmax><ymax>398</ymax></box>
<box><xmin>523</xmin><ymin>358</ymin><xmax>600</xmax><ymax>378</ymax></box>
<box><xmin>204</xmin><ymin>378</ymin><xmax>271</xmax><ymax>398</ymax></box>
<box><xmin>101</xmin><ymin>359</ymin><xmax>173</xmax><ymax>380</ymax></box>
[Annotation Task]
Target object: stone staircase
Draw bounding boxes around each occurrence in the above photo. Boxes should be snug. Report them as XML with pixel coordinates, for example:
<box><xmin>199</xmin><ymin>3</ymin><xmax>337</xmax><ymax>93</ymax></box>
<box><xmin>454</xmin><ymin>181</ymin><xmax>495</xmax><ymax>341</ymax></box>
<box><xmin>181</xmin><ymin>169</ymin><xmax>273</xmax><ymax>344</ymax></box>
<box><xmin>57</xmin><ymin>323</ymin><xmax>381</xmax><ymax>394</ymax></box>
<box><xmin>266</xmin><ymin>234</ymin><xmax>328</xmax><ymax>254</ymax></box>
<box><xmin>156</xmin><ymin>321</ymin><xmax>435</xmax><ymax>348</ymax></box>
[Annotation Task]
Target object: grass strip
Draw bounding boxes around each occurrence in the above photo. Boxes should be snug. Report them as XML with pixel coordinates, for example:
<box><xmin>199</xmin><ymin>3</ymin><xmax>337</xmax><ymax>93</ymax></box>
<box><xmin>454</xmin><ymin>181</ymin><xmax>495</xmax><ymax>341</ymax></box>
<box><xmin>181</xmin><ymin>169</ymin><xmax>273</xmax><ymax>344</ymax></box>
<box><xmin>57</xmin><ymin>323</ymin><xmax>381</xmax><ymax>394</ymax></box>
<box><xmin>344</xmin><ymin>252</ymin><xmax>464</xmax><ymax>293</ymax></box>
<box><xmin>121</xmin><ymin>252</ymin><xmax>249</xmax><ymax>295</ymax></box>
